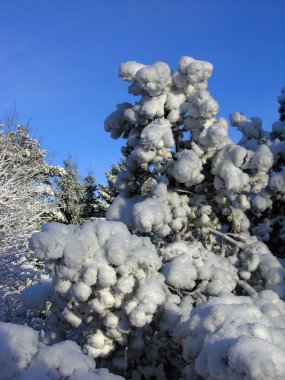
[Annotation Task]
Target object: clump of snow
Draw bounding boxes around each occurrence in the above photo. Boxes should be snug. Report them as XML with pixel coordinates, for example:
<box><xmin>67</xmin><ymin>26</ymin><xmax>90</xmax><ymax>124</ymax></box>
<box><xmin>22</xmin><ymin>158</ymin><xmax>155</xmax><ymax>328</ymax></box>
<box><xmin>119</xmin><ymin>61</ymin><xmax>145</xmax><ymax>82</ymax></box>
<box><xmin>161</xmin><ymin>241</ymin><xmax>238</xmax><ymax>295</ymax></box>
<box><xmin>211</xmin><ymin>142</ymin><xmax>273</xmax><ymax>195</ymax></box>
<box><xmin>134</xmin><ymin>62</ymin><xmax>171</xmax><ymax>96</ymax></box>
<box><xmin>132</xmin><ymin>182</ymin><xmax>192</xmax><ymax>237</ymax></box>
<box><xmin>269</xmin><ymin>169</ymin><xmax>285</xmax><ymax>201</ymax></box>
<box><xmin>188</xmin><ymin>90</ymin><xmax>219</xmax><ymax>119</ymax></box>
<box><xmin>198</xmin><ymin>117</ymin><xmax>230</xmax><ymax>148</ymax></box>
<box><xmin>172</xmin><ymin>149</ymin><xmax>204</xmax><ymax>186</ymax></box>
<box><xmin>237</xmin><ymin>237</ymin><xmax>285</xmax><ymax>298</ymax></box>
<box><xmin>230</xmin><ymin>112</ymin><xmax>264</xmax><ymax>140</ymax></box>
<box><xmin>130</xmin><ymin>118</ymin><xmax>174</xmax><ymax>166</ymax></box>
<box><xmin>104</xmin><ymin>103</ymin><xmax>133</xmax><ymax>140</ymax></box>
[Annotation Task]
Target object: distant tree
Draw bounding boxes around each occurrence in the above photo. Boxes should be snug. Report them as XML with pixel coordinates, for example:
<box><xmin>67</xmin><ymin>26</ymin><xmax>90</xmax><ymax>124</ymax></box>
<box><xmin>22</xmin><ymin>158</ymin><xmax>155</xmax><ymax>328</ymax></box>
<box><xmin>0</xmin><ymin>123</ymin><xmax>62</xmax><ymax>254</ymax></box>
<box><xmin>279</xmin><ymin>88</ymin><xmax>285</xmax><ymax>121</ymax></box>
<box><xmin>82</xmin><ymin>169</ymin><xmax>97</xmax><ymax>219</ymax></box>
<box><xmin>94</xmin><ymin>160</ymin><xmax>125</xmax><ymax>217</ymax></box>
<box><xmin>54</xmin><ymin>156</ymin><xmax>84</xmax><ymax>224</ymax></box>
<box><xmin>0</xmin><ymin>121</ymin><xmax>64</xmax><ymax>321</ymax></box>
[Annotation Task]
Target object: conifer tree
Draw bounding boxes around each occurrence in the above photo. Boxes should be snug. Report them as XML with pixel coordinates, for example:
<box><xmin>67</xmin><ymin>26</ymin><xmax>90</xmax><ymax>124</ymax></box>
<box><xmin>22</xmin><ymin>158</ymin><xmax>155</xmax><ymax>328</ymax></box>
<box><xmin>82</xmin><ymin>169</ymin><xmax>97</xmax><ymax>219</ymax></box>
<box><xmin>94</xmin><ymin>161</ymin><xmax>125</xmax><ymax>217</ymax></box>
<box><xmin>28</xmin><ymin>58</ymin><xmax>285</xmax><ymax>380</ymax></box>
<box><xmin>54</xmin><ymin>156</ymin><xmax>84</xmax><ymax>224</ymax></box>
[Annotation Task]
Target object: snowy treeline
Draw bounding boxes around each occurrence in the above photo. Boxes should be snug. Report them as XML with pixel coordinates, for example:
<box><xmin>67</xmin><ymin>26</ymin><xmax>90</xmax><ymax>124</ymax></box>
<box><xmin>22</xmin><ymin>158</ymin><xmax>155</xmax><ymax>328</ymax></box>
<box><xmin>1</xmin><ymin>56</ymin><xmax>285</xmax><ymax>379</ymax></box>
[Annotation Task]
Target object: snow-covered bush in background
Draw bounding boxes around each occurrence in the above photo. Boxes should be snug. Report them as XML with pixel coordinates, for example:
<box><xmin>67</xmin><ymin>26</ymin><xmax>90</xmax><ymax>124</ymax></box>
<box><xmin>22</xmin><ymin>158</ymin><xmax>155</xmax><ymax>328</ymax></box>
<box><xmin>0</xmin><ymin>321</ymin><xmax>123</xmax><ymax>380</ymax></box>
<box><xmin>25</xmin><ymin>58</ymin><xmax>285</xmax><ymax>379</ymax></box>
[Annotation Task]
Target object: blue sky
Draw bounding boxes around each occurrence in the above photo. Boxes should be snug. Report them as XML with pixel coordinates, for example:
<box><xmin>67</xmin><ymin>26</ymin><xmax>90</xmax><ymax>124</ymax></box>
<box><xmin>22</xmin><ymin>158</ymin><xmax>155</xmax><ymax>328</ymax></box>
<box><xmin>0</xmin><ymin>0</ymin><xmax>284</xmax><ymax>183</ymax></box>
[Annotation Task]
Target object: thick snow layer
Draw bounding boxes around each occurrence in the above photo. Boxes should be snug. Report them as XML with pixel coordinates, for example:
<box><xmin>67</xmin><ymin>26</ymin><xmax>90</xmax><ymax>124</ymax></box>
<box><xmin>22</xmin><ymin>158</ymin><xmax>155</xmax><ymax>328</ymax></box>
<box><xmin>134</xmin><ymin>62</ymin><xmax>171</xmax><ymax>97</ymax></box>
<box><xmin>0</xmin><ymin>322</ymin><xmax>123</xmax><ymax>380</ymax></box>
<box><xmin>188</xmin><ymin>90</ymin><xmax>219</xmax><ymax>119</ymax></box>
<box><xmin>138</xmin><ymin>94</ymin><xmax>167</xmax><ymax>119</ymax></box>
<box><xmin>108</xmin><ymin>182</ymin><xmax>192</xmax><ymax>238</ymax></box>
<box><xmin>230</xmin><ymin>112</ymin><xmax>263</xmax><ymax>140</ymax></box>
<box><xmin>119</xmin><ymin>61</ymin><xmax>145</xmax><ymax>82</ymax></box>
<box><xmin>176</xmin><ymin>291</ymin><xmax>285</xmax><ymax>380</ymax></box>
<box><xmin>131</xmin><ymin>182</ymin><xmax>191</xmax><ymax>237</ymax></box>
<box><xmin>198</xmin><ymin>117</ymin><xmax>230</xmax><ymax>148</ymax></box>
<box><xmin>174</xmin><ymin>56</ymin><xmax>213</xmax><ymax>93</ymax></box>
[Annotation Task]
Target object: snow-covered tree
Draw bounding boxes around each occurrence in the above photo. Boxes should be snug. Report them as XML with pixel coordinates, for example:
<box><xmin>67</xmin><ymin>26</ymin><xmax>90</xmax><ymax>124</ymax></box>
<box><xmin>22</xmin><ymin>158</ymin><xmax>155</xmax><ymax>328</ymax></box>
<box><xmin>54</xmin><ymin>156</ymin><xmax>85</xmax><ymax>224</ymax></box>
<box><xmin>0</xmin><ymin>123</ymin><xmax>64</xmax><ymax>322</ymax></box>
<box><xmin>0</xmin><ymin>124</ymin><xmax>62</xmax><ymax>253</ymax></box>
<box><xmin>82</xmin><ymin>169</ymin><xmax>98</xmax><ymax>219</ymax></box>
<box><xmin>25</xmin><ymin>58</ymin><xmax>285</xmax><ymax>379</ymax></box>
<box><xmin>94</xmin><ymin>161</ymin><xmax>125</xmax><ymax>217</ymax></box>
<box><xmin>95</xmin><ymin>159</ymin><xmax>154</xmax><ymax>218</ymax></box>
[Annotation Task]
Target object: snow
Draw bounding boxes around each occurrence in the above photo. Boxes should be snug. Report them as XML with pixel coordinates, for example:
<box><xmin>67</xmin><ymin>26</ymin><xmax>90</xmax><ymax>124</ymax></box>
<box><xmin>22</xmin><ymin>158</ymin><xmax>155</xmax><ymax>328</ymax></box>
<box><xmin>176</xmin><ymin>291</ymin><xmax>285</xmax><ymax>379</ymax></box>
<box><xmin>131</xmin><ymin>118</ymin><xmax>174</xmax><ymax>166</ymax></box>
<box><xmin>162</xmin><ymin>241</ymin><xmax>238</xmax><ymax>296</ymax></box>
<box><xmin>134</xmin><ymin>61</ymin><xmax>171</xmax><ymax>96</ymax></box>
<box><xmin>0</xmin><ymin>322</ymin><xmax>39</xmax><ymax>379</ymax></box>
<box><xmin>0</xmin><ymin>322</ymin><xmax>123</xmax><ymax>380</ymax></box>
<box><xmin>172</xmin><ymin>149</ymin><xmax>204</xmax><ymax>186</ymax></box>
<box><xmin>21</xmin><ymin>279</ymin><xmax>52</xmax><ymax>309</ymax></box>
<box><xmin>119</xmin><ymin>61</ymin><xmax>145</xmax><ymax>82</ymax></box>
<box><xmin>269</xmin><ymin>169</ymin><xmax>285</xmax><ymax>200</ymax></box>
<box><xmin>104</xmin><ymin>103</ymin><xmax>133</xmax><ymax>140</ymax></box>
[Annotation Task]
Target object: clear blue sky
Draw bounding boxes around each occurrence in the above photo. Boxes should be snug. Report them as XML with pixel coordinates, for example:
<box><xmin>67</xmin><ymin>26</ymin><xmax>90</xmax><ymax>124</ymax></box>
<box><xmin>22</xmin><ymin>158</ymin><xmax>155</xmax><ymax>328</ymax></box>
<box><xmin>0</xmin><ymin>0</ymin><xmax>284</xmax><ymax>183</ymax></box>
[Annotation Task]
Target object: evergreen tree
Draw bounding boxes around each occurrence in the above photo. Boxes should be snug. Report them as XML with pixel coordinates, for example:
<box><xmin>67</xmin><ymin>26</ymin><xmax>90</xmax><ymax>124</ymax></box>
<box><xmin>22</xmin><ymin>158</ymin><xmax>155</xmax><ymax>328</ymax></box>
<box><xmin>54</xmin><ymin>156</ymin><xmax>84</xmax><ymax>224</ymax></box>
<box><xmin>94</xmin><ymin>160</ymin><xmax>125</xmax><ymax>217</ymax></box>
<box><xmin>82</xmin><ymin>169</ymin><xmax>97</xmax><ymax>219</ymax></box>
<box><xmin>28</xmin><ymin>57</ymin><xmax>285</xmax><ymax>379</ymax></box>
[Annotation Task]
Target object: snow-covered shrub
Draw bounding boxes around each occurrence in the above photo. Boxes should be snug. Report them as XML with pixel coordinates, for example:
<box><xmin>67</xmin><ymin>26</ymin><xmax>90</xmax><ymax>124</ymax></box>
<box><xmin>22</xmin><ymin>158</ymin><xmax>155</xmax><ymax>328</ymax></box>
<box><xmin>0</xmin><ymin>321</ymin><xmax>123</xmax><ymax>380</ymax></box>
<box><xmin>175</xmin><ymin>291</ymin><xmax>285</xmax><ymax>379</ymax></box>
<box><xmin>30</xmin><ymin>221</ymin><xmax>173</xmax><ymax>371</ymax></box>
